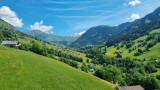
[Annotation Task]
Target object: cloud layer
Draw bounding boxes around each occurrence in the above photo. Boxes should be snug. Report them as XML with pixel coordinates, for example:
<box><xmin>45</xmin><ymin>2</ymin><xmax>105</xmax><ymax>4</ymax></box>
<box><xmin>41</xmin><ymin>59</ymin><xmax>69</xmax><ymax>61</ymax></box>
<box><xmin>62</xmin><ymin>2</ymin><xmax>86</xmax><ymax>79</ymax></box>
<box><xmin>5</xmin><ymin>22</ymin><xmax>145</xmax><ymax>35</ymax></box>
<box><xmin>0</xmin><ymin>6</ymin><xmax>23</xmax><ymax>28</ymax></box>
<box><xmin>30</xmin><ymin>21</ymin><xmax>54</xmax><ymax>33</ymax></box>
<box><xmin>129</xmin><ymin>0</ymin><xmax>141</xmax><ymax>6</ymax></box>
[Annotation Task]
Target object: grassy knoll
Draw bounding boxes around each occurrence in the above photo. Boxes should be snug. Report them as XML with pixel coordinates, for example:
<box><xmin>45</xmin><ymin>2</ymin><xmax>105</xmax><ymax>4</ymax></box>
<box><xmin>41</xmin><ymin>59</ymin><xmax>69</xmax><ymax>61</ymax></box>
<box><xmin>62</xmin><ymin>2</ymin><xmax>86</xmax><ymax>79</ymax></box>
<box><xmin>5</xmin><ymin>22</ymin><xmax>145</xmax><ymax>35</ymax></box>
<box><xmin>0</xmin><ymin>46</ymin><xmax>115</xmax><ymax>90</ymax></box>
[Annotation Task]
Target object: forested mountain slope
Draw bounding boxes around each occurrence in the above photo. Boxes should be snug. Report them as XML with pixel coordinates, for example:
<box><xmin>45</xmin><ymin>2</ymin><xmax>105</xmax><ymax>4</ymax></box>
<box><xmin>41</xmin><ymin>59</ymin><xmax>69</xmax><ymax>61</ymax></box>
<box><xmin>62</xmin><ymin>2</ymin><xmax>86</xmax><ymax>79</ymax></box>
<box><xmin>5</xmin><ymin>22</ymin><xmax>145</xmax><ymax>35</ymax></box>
<box><xmin>70</xmin><ymin>21</ymin><xmax>136</xmax><ymax>48</ymax></box>
<box><xmin>105</xmin><ymin>7</ymin><xmax>160</xmax><ymax>47</ymax></box>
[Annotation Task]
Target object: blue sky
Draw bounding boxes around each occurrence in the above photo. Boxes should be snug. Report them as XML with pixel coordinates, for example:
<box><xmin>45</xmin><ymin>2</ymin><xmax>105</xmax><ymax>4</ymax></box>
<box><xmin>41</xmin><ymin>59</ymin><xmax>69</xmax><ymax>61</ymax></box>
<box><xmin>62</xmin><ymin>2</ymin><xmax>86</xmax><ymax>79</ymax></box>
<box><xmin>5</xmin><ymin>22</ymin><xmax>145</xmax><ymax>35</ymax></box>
<box><xmin>0</xmin><ymin>0</ymin><xmax>160</xmax><ymax>36</ymax></box>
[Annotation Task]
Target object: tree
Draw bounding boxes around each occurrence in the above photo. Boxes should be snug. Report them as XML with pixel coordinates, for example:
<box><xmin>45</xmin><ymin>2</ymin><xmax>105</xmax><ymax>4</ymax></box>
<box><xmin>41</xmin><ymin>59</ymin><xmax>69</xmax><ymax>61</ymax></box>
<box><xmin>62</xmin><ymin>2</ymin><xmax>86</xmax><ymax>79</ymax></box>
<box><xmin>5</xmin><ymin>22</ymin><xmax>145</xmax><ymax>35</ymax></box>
<box><xmin>94</xmin><ymin>68</ymin><xmax>105</xmax><ymax>79</ymax></box>
<box><xmin>156</xmin><ymin>75</ymin><xmax>160</xmax><ymax>80</ymax></box>
<box><xmin>138</xmin><ymin>49</ymin><xmax>143</xmax><ymax>53</ymax></box>
<box><xmin>31</xmin><ymin>41</ymin><xmax>42</xmax><ymax>54</ymax></box>
<box><xmin>104</xmin><ymin>65</ymin><xmax>123</xmax><ymax>84</ymax></box>
<box><xmin>134</xmin><ymin>52</ymin><xmax>140</xmax><ymax>56</ymax></box>
<box><xmin>141</xmin><ymin>76</ymin><xmax>159</xmax><ymax>90</ymax></box>
<box><xmin>128</xmin><ymin>49</ymin><xmax>132</xmax><ymax>53</ymax></box>
<box><xmin>81</xmin><ymin>62</ymin><xmax>89</xmax><ymax>73</ymax></box>
<box><xmin>19</xmin><ymin>44</ymin><xmax>30</xmax><ymax>51</ymax></box>
<box><xmin>86</xmin><ymin>59</ymin><xmax>89</xmax><ymax>63</ymax></box>
<box><xmin>0</xmin><ymin>30</ymin><xmax>4</xmax><ymax>43</ymax></box>
<box><xmin>117</xmin><ymin>54</ymin><xmax>122</xmax><ymax>58</ymax></box>
<box><xmin>41</xmin><ymin>47</ymin><xmax>48</xmax><ymax>56</ymax></box>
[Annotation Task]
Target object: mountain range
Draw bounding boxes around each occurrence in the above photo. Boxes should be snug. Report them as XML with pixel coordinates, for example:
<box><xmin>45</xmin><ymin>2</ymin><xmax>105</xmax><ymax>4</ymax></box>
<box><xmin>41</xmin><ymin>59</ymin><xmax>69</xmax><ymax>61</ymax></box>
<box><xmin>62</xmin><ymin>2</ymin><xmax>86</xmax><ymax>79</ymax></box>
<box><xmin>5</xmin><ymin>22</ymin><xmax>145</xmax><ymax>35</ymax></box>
<box><xmin>69</xmin><ymin>21</ymin><xmax>137</xmax><ymax>48</ymax></box>
<box><xmin>26</xmin><ymin>30</ymin><xmax>81</xmax><ymax>46</ymax></box>
<box><xmin>70</xmin><ymin>7</ymin><xmax>160</xmax><ymax>48</ymax></box>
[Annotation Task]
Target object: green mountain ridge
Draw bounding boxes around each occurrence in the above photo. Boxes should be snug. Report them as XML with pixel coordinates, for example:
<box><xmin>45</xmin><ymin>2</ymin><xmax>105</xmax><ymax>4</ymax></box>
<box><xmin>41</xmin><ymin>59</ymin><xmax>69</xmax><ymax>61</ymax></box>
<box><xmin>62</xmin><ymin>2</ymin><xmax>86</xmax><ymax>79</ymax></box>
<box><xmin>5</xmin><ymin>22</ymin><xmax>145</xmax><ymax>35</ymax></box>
<box><xmin>69</xmin><ymin>21</ymin><xmax>137</xmax><ymax>48</ymax></box>
<box><xmin>26</xmin><ymin>30</ymin><xmax>79</xmax><ymax>46</ymax></box>
<box><xmin>105</xmin><ymin>7</ymin><xmax>160</xmax><ymax>47</ymax></box>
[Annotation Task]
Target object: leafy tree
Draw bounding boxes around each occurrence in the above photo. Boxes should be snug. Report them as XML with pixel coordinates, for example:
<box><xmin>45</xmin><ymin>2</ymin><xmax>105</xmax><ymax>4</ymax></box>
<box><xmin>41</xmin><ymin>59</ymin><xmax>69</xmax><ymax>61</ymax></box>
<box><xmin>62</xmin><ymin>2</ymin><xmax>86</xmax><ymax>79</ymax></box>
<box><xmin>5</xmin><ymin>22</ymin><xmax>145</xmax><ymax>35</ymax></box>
<box><xmin>134</xmin><ymin>52</ymin><xmax>140</xmax><ymax>56</ymax></box>
<box><xmin>86</xmin><ymin>59</ymin><xmax>89</xmax><ymax>63</ymax></box>
<box><xmin>141</xmin><ymin>76</ymin><xmax>159</xmax><ymax>90</ymax></box>
<box><xmin>0</xmin><ymin>30</ymin><xmax>4</xmax><ymax>43</ymax></box>
<box><xmin>156</xmin><ymin>75</ymin><xmax>160</xmax><ymax>80</ymax></box>
<box><xmin>19</xmin><ymin>44</ymin><xmax>30</xmax><ymax>51</ymax></box>
<box><xmin>128</xmin><ymin>49</ymin><xmax>132</xmax><ymax>53</ymax></box>
<box><xmin>94</xmin><ymin>68</ymin><xmax>105</xmax><ymax>79</ymax></box>
<box><xmin>41</xmin><ymin>47</ymin><xmax>48</xmax><ymax>56</ymax></box>
<box><xmin>117</xmin><ymin>54</ymin><xmax>122</xmax><ymax>58</ymax></box>
<box><xmin>138</xmin><ymin>49</ymin><xmax>143</xmax><ymax>53</ymax></box>
<box><xmin>104</xmin><ymin>65</ymin><xmax>123</xmax><ymax>84</ymax></box>
<box><xmin>81</xmin><ymin>62</ymin><xmax>89</xmax><ymax>73</ymax></box>
<box><xmin>94</xmin><ymin>65</ymin><xmax>126</xmax><ymax>86</ymax></box>
<box><xmin>31</xmin><ymin>41</ymin><xmax>42</xmax><ymax>54</ymax></box>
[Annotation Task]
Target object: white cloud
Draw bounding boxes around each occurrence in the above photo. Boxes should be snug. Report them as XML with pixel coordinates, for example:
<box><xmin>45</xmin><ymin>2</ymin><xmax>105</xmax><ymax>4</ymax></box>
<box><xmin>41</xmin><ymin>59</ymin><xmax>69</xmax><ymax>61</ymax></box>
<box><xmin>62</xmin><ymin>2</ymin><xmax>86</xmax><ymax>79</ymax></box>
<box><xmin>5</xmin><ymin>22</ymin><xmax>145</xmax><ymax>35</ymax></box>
<box><xmin>128</xmin><ymin>0</ymin><xmax>141</xmax><ymax>6</ymax></box>
<box><xmin>128</xmin><ymin>14</ymin><xmax>140</xmax><ymax>21</ymax></box>
<box><xmin>71</xmin><ymin>31</ymin><xmax>86</xmax><ymax>37</ymax></box>
<box><xmin>0</xmin><ymin>6</ymin><xmax>23</xmax><ymax>28</ymax></box>
<box><xmin>50</xmin><ymin>31</ymin><xmax>54</xmax><ymax>33</ymax></box>
<box><xmin>30</xmin><ymin>21</ymin><xmax>54</xmax><ymax>33</ymax></box>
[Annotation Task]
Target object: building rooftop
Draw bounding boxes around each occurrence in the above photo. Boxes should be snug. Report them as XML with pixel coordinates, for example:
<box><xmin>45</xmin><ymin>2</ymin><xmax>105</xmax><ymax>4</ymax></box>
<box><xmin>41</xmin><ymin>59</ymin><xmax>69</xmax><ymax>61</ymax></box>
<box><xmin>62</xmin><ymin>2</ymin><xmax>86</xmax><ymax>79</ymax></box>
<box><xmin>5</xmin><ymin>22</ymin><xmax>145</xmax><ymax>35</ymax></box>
<box><xmin>118</xmin><ymin>85</ymin><xmax>144</xmax><ymax>90</ymax></box>
<box><xmin>1</xmin><ymin>41</ymin><xmax>19</xmax><ymax>45</ymax></box>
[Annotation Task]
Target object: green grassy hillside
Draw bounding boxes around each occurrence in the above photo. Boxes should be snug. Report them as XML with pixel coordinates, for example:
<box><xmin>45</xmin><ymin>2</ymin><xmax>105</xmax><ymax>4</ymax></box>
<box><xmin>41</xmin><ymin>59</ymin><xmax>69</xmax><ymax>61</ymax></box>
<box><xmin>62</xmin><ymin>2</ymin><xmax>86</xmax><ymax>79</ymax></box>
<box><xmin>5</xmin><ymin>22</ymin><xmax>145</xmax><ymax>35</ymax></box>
<box><xmin>105</xmin><ymin>28</ymin><xmax>160</xmax><ymax>60</ymax></box>
<box><xmin>0</xmin><ymin>46</ymin><xmax>115</xmax><ymax>90</ymax></box>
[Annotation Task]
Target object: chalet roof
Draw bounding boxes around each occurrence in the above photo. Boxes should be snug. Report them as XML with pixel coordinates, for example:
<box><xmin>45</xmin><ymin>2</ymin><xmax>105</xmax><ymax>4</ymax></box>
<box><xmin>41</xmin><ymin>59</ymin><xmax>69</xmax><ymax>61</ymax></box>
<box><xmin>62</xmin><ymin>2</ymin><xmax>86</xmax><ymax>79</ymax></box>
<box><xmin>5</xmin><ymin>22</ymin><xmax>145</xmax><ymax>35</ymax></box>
<box><xmin>1</xmin><ymin>41</ymin><xmax>19</xmax><ymax>45</ymax></box>
<box><xmin>89</xmin><ymin>69</ymin><xmax>94</xmax><ymax>72</ymax></box>
<box><xmin>118</xmin><ymin>85</ymin><xmax>144</xmax><ymax>90</ymax></box>
<box><xmin>88</xmin><ymin>63</ymin><xmax>94</xmax><ymax>65</ymax></box>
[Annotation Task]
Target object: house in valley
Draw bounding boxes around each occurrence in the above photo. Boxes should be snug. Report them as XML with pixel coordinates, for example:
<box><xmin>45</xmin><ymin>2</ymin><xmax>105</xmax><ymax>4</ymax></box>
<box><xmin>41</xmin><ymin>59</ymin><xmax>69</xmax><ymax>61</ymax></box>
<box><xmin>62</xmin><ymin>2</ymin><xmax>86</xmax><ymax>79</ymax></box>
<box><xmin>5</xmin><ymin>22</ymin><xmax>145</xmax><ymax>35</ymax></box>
<box><xmin>1</xmin><ymin>41</ymin><xmax>21</xmax><ymax>47</ymax></box>
<box><xmin>89</xmin><ymin>69</ymin><xmax>94</xmax><ymax>72</ymax></box>
<box><xmin>88</xmin><ymin>63</ymin><xmax>95</xmax><ymax>67</ymax></box>
<box><xmin>118</xmin><ymin>85</ymin><xmax>144</xmax><ymax>90</ymax></box>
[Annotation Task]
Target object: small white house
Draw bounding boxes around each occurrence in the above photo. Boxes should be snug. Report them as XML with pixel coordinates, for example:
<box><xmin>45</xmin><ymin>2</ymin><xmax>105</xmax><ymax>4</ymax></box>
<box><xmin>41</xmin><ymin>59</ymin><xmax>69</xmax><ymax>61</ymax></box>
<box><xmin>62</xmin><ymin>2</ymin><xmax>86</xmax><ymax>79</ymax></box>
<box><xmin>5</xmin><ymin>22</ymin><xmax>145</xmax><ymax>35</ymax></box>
<box><xmin>77</xmin><ymin>65</ymin><xmax>82</xmax><ymax>68</ymax></box>
<box><xmin>88</xmin><ymin>63</ymin><xmax>94</xmax><ymax>67</ymax></box>
<box><xmin>89</xmin><ymin>69</ymin><xmax>94</xmax><ymax>72</ymax></box>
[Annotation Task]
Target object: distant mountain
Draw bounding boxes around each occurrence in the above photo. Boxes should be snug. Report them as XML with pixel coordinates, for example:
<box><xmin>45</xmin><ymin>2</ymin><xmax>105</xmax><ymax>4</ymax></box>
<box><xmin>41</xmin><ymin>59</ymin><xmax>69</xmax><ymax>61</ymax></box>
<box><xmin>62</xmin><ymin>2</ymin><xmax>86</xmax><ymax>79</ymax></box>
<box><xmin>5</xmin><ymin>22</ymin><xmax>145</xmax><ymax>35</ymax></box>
<box><xmin>26</xmin><ymin>30</ymin><xmax>80</xmax><ymax>46</ymax></box>
<box><xmin>69</xmin><ymin>21</ymin><xmax>136</xmax><ymax>48</ymax></box>
<box><xmin>105</xmin><ymin>7</ymin><xmax>160</xmax><ymax>47</ymax></box>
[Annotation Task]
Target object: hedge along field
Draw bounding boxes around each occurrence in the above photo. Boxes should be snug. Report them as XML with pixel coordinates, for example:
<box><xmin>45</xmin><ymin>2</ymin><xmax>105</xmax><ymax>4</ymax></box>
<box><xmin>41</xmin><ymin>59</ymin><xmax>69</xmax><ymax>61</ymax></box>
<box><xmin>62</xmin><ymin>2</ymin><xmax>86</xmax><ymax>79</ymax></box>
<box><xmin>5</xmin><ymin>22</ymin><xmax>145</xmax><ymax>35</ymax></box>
<box><xmin>0</xmin><ymin>46</ymin><xmax>115</xmax><ymax>90</ymax></box>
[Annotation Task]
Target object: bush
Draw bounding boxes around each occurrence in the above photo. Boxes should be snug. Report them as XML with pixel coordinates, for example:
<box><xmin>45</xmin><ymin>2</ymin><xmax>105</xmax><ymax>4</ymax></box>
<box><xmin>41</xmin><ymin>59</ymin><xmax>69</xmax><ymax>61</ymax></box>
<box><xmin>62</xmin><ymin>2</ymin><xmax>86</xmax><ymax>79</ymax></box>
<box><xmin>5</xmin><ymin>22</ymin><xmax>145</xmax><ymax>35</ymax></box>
<box><xmin>134</xmin><ymin>52</ymin><xmax>140</xmax><ymax>56</ymax></box>
<box><xmin>138</xmin><ymin>49</ymin><xmax>143</xmax><ymax>53</ymax></box>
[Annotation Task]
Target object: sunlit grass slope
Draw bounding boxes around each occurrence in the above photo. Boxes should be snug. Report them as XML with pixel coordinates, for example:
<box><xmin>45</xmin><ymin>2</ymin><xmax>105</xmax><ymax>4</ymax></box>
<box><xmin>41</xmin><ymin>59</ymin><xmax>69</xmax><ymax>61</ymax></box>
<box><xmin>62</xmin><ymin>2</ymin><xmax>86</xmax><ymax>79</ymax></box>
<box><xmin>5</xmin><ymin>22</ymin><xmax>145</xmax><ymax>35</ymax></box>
<box><xmin>0</xmin><ymin>46</ymin><xmax>115</xmax><ymax>90</ymax></box>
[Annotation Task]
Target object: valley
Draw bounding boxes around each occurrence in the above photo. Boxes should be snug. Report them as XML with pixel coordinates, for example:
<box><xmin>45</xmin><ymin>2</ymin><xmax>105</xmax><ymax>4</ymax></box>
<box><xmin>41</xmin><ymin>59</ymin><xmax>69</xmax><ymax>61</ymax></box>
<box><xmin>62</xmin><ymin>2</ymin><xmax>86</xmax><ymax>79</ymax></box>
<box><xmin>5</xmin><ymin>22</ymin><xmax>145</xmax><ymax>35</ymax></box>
<box><xmin>0</xmin><ymin>2</ymin><xmax>160</xmax><ymax>90</ymax></box>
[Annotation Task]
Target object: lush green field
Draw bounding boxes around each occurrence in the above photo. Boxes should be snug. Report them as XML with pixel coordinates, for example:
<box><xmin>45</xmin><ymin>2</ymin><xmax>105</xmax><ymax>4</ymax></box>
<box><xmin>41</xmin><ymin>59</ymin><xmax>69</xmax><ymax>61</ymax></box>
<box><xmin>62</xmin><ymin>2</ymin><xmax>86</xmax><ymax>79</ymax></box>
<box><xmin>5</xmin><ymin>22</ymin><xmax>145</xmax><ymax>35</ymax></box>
<box><xmin>0</xmin><ymin>46</ymin><xmax>115</xmax><ymax>90</ymax></box>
